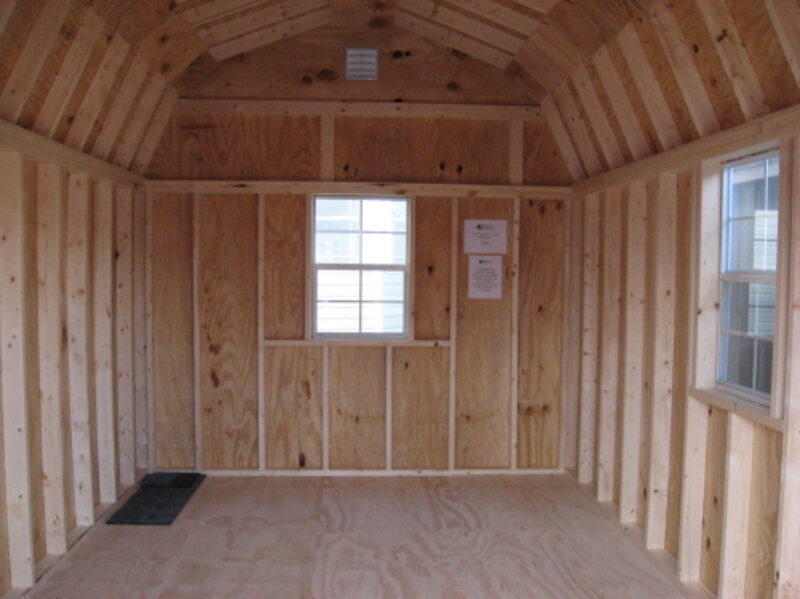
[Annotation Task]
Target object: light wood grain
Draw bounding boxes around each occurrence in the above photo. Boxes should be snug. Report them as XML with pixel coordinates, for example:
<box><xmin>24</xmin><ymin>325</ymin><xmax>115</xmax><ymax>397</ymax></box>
<box><xmin>264</xmin><ymin>347</ymin><xmax>323</xmax><ymax>470</ymax></box>
<box><xmin>197</xmin><ymin>194</ymin><xmax>259</xmax><ymax>470</ymax></box>
<box><xmin>329</xmin><ymin>347</ymin><xmax>386</xmax><ymax>470</ymax></box>
<box><xmin>414</xmin><ymin>197</ymin><xmax>452</xmax><ymax>340</ymax></box>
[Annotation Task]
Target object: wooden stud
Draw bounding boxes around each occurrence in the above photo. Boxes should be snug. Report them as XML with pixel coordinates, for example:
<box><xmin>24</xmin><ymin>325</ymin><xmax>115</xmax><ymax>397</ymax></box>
<box><xmin>618</xmin><ymin>180</ymin><xmax>647</xmax><ymax>523</ymax></box>
<box><xmin>0</xmin><ymin>151</ymin><xmax>36</xmax><ymax>588</ymax></box>
<box><xmin>36</xmin><ymin>163</ymin><xmax>67</xmax><ymax>556</ymax></box>
<box><xmin>65</xmin><ymin>34</ymin><xmax>131</xmax><ymax>152</ymax></box>
<box><xmin>448</xmin><ymin>197</ymin><xmax>458</xmax><ymax>471</ymax></box>
<box><xmin>572</xmin><ymin>64</ymin><xmax>625</xmax><ymax>170</ymax></box>
<box><xmin>115</xmin><ymin>187</ymin><xmax>135</xmax><ymax>488</ymax></box>
<box><xmin>132</xmin><ymin>192</ymin><xmax>148</xmax><ymax>472</ymax></box>
<box><xmin>113</xmin><ymin>76</ymin><xmax>168</xmax><ymax>170</ymax></box>
<box><xmin>258</xmin><ymin>195</ymin><xmax>266</xmax><ymax>471</ymax></box>
<box><xmin>696</xmin><ymin>0</ymin><xmax>769</xmax><ymax>121</ymax></box>
<box><xmin>717</xmin><ymin>413</ymin><xmax>754</xmax><ymax>599</ymax></box>
<box><xmin>645</xmin><ymin>170</ymin><xmax>678</xmax><ymax>550</ymax></box>
<box><xmin>766</xmin><ymin>0</ymin><xmax>800</xmax><ymax>90</ymax></box>
<box><xmin>510</xmin><ymin>197</ymin><xmax>520</xmax><ymax>469</ymax></box>
<box><xmin>192</xmin><ymin>195</ymin><xmax>202</xmax><ymax>470</ymax></box>
<box><xmin>132</xmin><ymin>87</ymin><xmax>179</xmax><ymax>174</ymax></box>
<box><xmin>649</xmin><ymin>0</ymin><xmax>720</xmax><ymax>138</ymax></box>
<box><xmin>65</xmin><ymin>172</ymin><xmax>95</xmax><ymax>526</ymax></box>
<box><xmin>0</xmin><ymin>0</ymin><xmax>71</xmax><ymax>122</ymax></box>
<box><xmin>578</xmin><ymin>194</ymin><xmax>600</xmax><ymax>485</ymax></box>
<box><xmin>616</xmin><ymin>24</ymin><xmax>682</xmax><ymax>152</ymax></box>
<box><xmin>562</xmin><ymin>199</ymin><xmax>583</xmax><ymax>471</ymax></box>
<box><xmin>93</xmin><ymin>181</ymin><xmax>117</xmax><ymax>505</ymax></box>
<box><xmin>541</xmin><ymin>96</ymin><xmax>586</xmax><ymax>182</ymax></box>
<box><xmin>552</xmin><ymin>82</ymin><xmax>604</xmax><ymax>177</ymax></box>
<box><xmin>385</xmin><ymin>347</ymin><xmax>393</xmax><ymax>470</ymax></box>
<box><xmin>320</xmin><ymin>115</ymin><xmax>334</xmax><ymax>182</ymax></box>
<box><xmin>322</xmin><ymin>345</ymin><xmax>330</xmax><ymax>471</ymax></box>
<box><xmin>596</xmin><ymin>188</ymin><xmax>622</xmax><ymax>503</ymax></box>
<box><xmin>33</xmin><ymin>8</ymin><xmax>106</xmax><ymax>138</ymax></box>
<box><xmin>592</xmin><ymin>46</ymin><xmax>651</xmax><ymax>162</ymax></box>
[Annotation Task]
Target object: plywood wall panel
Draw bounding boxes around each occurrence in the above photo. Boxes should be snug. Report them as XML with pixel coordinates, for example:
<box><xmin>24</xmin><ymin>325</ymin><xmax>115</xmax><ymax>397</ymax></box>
<box><xmin>264</xmin><ymin>195</ymin><xmax>306</xmax><ymax>340</ymax></box>
<box><xmin>522</xmin><ymin>121</ymin><xmax>573</xmax><ymax>186</ymax></box>
<box><xmin>149</xmin><ymin>194</ymin><xmax>195</xmax><ymax>470</ymax></box>
<box><xmin>264</xmin><ymin>346</ymin><xmax>322</xmax><ymax>469</ymax></box>
<box><xmin>334</xmin><ymin>117</ymin><xmax>510</xmax><ymax>185</ymax></box>
<box><xmin>518</xmin><ymin>199</ymin><xmax>565</xmax><ymax>469</ymax></box>
<box><xmin>392</xmin><ymin>347</ymin><xmax>449</xmax><ymax>470</ymax></box>
<box><xmin>147</xmin><ymin>114</ymin><xmax>321</xmax><ymax>180</ymax></box>
<box><xmin>197</xmin><ymin>194</ymin><xmax>259</xmax><ymax>470</ymax></box>
<box><xmin>329</xmin><ymin>347</ymin><xmax>386</xmax><ymax>470</ymax></box>
<box><xmin>414</xmin><ymin>197</ymin><xmax>451</xmax><ymax>340</ymax></box>
<box><xmin>700</xmin><ymin>406</ymin><xmax>727</xmax><ymax>593</ymax></box>
<box><xmin>456</xmin><ymin>198</ymin><xmax>513</xmax><ymax>469</ymax></box>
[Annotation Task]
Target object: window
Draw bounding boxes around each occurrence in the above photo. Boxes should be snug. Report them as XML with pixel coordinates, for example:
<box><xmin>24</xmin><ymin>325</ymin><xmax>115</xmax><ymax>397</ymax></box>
<box><xmin>718</xmin><ymin>153</ymin><xmax>780</xmax><ymax>403</ymax></box>
<box><xmin>312</xmin><ymin>196</ymin><xmax>409</xmax><ymax>338</ymax></box>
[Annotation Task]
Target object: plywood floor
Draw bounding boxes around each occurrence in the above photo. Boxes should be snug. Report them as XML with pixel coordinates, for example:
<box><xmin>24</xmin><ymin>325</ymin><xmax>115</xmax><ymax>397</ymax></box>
<box><xmin>28</xmin><ymin>475</ymin><xmax>688</xmax><ymax>599</ymax></box>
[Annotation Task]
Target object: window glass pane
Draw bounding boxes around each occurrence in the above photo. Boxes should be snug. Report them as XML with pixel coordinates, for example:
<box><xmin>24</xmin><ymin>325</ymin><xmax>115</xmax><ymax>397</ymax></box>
<box><xmin>315</xmin><ymin>232</ymin><xmax>359</xmax><ymax>264</ymax></box>
<box><xmin>767</xmin><ymin>157</ymin><xmax>780</xmax><ymax>210</ymax></box>
<box><xmin>755</xmin><ymin>339</ymin><xmax>773</xmax><ymax>395</ymax></box>
<box><xmin>362</xmin><ymin>233</ymin><xmax>406</xmax><ymax>265</ymax></box>
<box><xmin>315</xmin><ymin>198</ymin><xmax>359</xmax><ymax>231</ymax></box>
<box><xmin>719</xmin><ymin>333</ymin><xmax>755</xmax><ymax>389</ymax></box>
<box><xmin>317</xmin><ymin>302</ymin><xmax>359</xmax><ymax>333</ymax></box>
<box><xmin>362</xmin><ymin>270</ymin><xmax>405</xmax><ymax>302</ymax></box>
<box><xmin>362</xmin><ymin>199</ymin><xmax>407</xmax><ymax>232</ymax></box>
<box><xmin>730</xmin><ymin>161</ymin><xmax>766</xmax><ymax>215</ymax></box>
<box><xmin>362</xmin><ymin>302</ymin><xmax>404</xmax><ymax>333</ymax></box>
<box><xmin>724</xmin><ymin>217</ymin><xmax>776</xmax><ymax>272</ymax></box>
<box><xmin>317</xmin><ymin>270</ymin><xmax>359</xmax><ymax>301</ymax></box>
<box><xmin>721</xmin><ymin>282</ymin><xmax>775</xmax><ymax>337</ymax></box>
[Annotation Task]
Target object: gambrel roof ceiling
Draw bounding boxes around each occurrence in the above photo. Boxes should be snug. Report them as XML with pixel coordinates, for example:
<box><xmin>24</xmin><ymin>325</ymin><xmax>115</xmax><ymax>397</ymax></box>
<box><xmin>1</xmin><ymin>0</ymin><xmax>799</xmax><ymax>181</ymax></box>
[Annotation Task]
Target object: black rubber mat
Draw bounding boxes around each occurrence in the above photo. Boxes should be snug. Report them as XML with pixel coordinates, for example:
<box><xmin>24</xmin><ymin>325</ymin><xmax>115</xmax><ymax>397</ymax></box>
<box><xmin>106</xmin><ymin>472</ymin><xmax>205</xmax><ymax>525</ymax></box>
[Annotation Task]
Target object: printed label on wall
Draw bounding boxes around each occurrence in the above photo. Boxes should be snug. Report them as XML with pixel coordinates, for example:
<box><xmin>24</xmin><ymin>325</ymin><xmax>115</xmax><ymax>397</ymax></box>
<box><xmin>464</xmin><ymin>219</ymin><xmax>507</xmax><ymax>254</ymax></box>
<box><xmin>468</xmin><ymin>255</ymin><xmax>503</xmax><ymax>299</ymax></box>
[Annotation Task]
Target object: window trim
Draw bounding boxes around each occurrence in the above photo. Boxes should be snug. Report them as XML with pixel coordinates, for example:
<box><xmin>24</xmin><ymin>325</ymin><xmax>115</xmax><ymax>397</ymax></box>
<box><xmin>310</xmin><ymin>194</ymin><xmax>411</xmax><ymax>340</ymax></box>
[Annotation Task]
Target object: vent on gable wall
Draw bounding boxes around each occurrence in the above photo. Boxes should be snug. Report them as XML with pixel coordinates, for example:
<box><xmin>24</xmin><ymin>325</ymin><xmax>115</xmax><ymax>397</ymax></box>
<box><xmin>346</xmin><ymin>48</ymin><xmax>379</xmax><ymax>80</ymax></box>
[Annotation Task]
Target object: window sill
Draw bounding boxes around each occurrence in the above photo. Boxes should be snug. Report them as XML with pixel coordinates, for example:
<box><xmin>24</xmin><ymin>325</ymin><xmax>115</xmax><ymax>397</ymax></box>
<box><xmin>689</xmin><ymin>387</ymin><xmax>784</xmax><ymax>432</ymax></box>
<box><xmin>264</xmin><ymin>339</ymin><xmax>449</xmax><ymax>348</ymax></box>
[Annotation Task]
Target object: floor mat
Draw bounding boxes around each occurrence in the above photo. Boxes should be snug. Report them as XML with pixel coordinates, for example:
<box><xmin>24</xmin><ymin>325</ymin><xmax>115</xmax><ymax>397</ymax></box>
<box><xmin>106</xmin><ymin>472</ymin><xmax>205</xmax><ymax>525</ymax></box>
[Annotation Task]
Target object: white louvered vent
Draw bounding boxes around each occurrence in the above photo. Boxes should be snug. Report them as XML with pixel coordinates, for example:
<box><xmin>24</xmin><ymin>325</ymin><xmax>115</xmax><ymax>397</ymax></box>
<box><xmin>346</xmin><ymin>48</ymin><xmax>379</xmax><ymax>80</ymax></box>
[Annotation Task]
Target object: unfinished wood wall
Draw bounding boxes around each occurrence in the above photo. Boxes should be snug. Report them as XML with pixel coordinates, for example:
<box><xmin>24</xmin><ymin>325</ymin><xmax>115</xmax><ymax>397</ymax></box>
<box><xmin>0</xmin><ymin>150</ymin><xmax>147</xmax><ymax>594</ymax></box>
<box><xmin>572</xmin><ymin>155</ymin><xmax>787</xmax><ymax>598</ymax></box>
<box><xmin>147</xmin><ymin>191</ymin><xmax>568</xmax><ymax>473</ymax></box>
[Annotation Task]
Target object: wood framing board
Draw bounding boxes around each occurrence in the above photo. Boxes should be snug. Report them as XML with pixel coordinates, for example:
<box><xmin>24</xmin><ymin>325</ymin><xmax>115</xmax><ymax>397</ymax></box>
<box><xmin>700</xmin><ymin>406</ymin><xmax>728</xmax><ymax>593</ymax></box>
<box><xmin>578</xmin><ymin>194</ymin><xmax>600</xmax><ymax>484</ymax></box>
<box><xmin>455</xmin><ymin>197</ymin><xmax>513</xmax><ymax>469</ymax></box>
<box><xmin>517</xmin><ymin>198</ymin><xmax>565</xmax><ymax>469</ymax></box>
<box><xmin>263</xmin><ymin>346</ymin><xmax>323</xmax><ymax>470</ymax></box>
<box><xmin>197</xmin><ymin>194</ymin><xmax>259</xmax><ymax>470</ymax></box>
<box><xmin>132</xmin><ymin>192</ymin><xmax>148</xmax><ymax>471</ymax></box>
<box><xmin>0</xmin><ymin>151</ymin><xmax>35</xmax><ymax>586</ymax></box>
<box><xmin>263</xmin><ymin>194</ymin><xmax>306</xmax><ymax>340</ymax></box>
<box><xmin>414</xmin><ymin>197</ymin><xmax>452</xmax><ymax>340</ymax></box>
<box><xmin>149</xmin><ymin>194</ymin><xmax>195</xmax><ymax>470</ymax></box>
<box><xmin>329</xmin><ymin>347</ymin><xmax>387</xmax><ymax>470</ymax></box>
<box><xmin>392</xmin><ymin>346</ymin><xmax>450</xmax><ymax>470</ymax></box>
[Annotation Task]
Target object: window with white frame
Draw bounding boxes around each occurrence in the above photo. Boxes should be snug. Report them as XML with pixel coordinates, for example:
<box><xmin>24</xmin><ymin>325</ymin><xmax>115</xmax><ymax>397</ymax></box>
<box><xmin>718</xmin><ymin>152</ymin><xmax>780</xmax><ymax>404</ymax></box>
<box><xmin>312</xmin><ymin>196</ymin><xmax>409</xmax><ymax>338</ymax></box>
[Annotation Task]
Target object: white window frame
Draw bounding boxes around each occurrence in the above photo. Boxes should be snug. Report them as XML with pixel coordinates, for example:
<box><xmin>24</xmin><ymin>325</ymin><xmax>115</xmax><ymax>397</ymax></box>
<box><xmin>715</xmin><ymin>151</ymin><xmax>780</xmax><ymax>408</ymax></box>
<box><xmin>311</xmin><ymin>195</ymin><xmax>410</xmax><ymax>340</ymax></box>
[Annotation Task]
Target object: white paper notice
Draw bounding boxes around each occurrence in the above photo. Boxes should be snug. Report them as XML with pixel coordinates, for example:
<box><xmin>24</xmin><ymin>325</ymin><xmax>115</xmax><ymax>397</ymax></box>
<box><xmin>468</xmin><ymin>255</ymin><xmax>503</xmax><ymax>299</ymax></box>
<box><xmin>464</xmin><ymin>219</ymin><xmax>507</xmax><ymax>254</ymax></box>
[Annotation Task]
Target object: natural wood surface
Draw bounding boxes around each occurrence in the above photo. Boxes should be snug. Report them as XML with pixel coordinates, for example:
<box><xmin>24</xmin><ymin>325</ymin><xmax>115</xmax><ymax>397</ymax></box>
<box><xmin>700</xmin><ymin>406</ymin><xmax>727</xmax><ymax>594</ymax></box>
<box><xmin>456</xmin><ymin>197</ymin><xmax>513</xmax><ymax>469</ymax></box>
<box><xmin>197</xmin><ymin>194</ymin><xmax>259</xmax><ymax>470</ymax></box>
<box><xmin>517</xmin><ymin>199</ymin><xmax>564</xmax><ymax>469</ymax></box>
<box><xmin>392</xmin><ymin>347</ymin><xmax>449</xmax><ymax>470</ymax></box>
<box><xmin>413</xmin><ymin>197</ymin><xmax>452</xmax><ymax>340</ymax></box>
<box><xmin>149</xmin><ymin>194</ymin><xmax>195</xmax><ymax>470</ymax></box>
<box><xmin>264</xmin><ymin>346</ymin><xmax>323</xmax><ymax>470</ymax></box>
<box><xmin>329</xmin><ymin>347</ymin><xmax>386</xmax><ymax>470</ymax></box>
<box><xmin>263</xmin><ymin>194</ymin><xmax>306</xmax><ymax>340</ymax></box>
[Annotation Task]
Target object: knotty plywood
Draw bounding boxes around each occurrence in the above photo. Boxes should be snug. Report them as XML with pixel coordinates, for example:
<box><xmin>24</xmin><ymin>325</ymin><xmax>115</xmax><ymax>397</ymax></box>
<box><xmin>147</xmin><ymin>114</ymin><xmax>321</xmax><ymax>180</ymax></box>
<box><xmin>198</xmin><ymin>194</ymin><xmax>259</xmax><ymax>470</ymax></box>
<box><xmin>745</xmin><ymin>424</ymin><xmax>781</xmax><ymax>599</ymax></box>
<box><xmin>334</xmin><ymin>117</ymin><xmax>510</xmax><ymax>184</ymax></box>
<box><xmin>392</xmin><ymin>347</ymin><xmax>449</xmax><ymax>470</ymax></box>
<box><xmin>264</xmin><ymin>346</ymin><xmax>322</xmax><ymax>469</ymax></box>
<box><xmin>264</xmin><ymin>195</ymin><xmax>306</xmax><ymax>340</ymax></box>
<box><xmin>700</xmin><ymin>406</ymin><xmax>727</xmax><ymax>593</ymax></box>
<box><xmin>518</xmin><ymin>199</ymin><xmax>565</xmax><ymax>469</ymax></box>
<box><xmin>456</xmin><ymin>197</ymin><xmax>513</xmax><ymax>469</ymax></box>
<box><xmin>149</xmin><ymin>194</ymin><xmax>195</xmax><ymax>470</ymax></box>
<box><xmin>329</xmin><ymin>347</ymin><xmax>386</xmax><ymax>470</ymax></box>
<box><xmin>414</xmin><ymin>197</ymin><xmax>451</xmax><ymax>340</ymax></box>
<box><xmin>523</xmin><ymin>121</ymin><xmax>574</xmax><ymax>186</ymax></box>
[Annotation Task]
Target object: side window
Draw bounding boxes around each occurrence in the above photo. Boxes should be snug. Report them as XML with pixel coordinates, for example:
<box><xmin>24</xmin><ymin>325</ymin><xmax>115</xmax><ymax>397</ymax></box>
<box><xmin>717</xmin><ymin>153</ymin><xmax>780</xmax><ymax>404</ymax></box>
<box><xmin>312</xmin><ymin>196</ymin><xmax>409</xmax><ymax>339</ymax></box>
